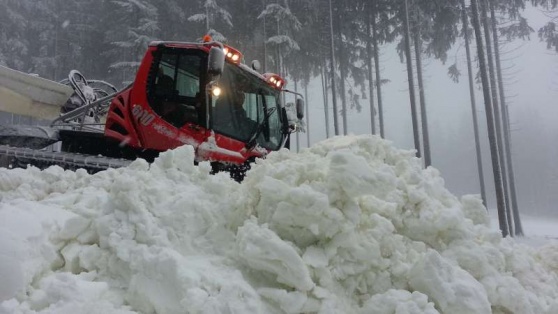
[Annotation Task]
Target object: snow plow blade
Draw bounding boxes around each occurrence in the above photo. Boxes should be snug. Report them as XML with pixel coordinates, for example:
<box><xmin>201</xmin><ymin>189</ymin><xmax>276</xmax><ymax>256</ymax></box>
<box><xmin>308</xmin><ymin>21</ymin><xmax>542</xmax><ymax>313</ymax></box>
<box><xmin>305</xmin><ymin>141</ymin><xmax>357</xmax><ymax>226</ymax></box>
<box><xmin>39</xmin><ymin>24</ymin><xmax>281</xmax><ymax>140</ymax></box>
<box><xmin>0</xmin><ymin>65</ymin><xmax>73</xmax><ymax>120</ymax></box>
<box><xmin>0</xmin><ymin>125</ymin><xmax>60</xmax><ymax>149</ymax></box>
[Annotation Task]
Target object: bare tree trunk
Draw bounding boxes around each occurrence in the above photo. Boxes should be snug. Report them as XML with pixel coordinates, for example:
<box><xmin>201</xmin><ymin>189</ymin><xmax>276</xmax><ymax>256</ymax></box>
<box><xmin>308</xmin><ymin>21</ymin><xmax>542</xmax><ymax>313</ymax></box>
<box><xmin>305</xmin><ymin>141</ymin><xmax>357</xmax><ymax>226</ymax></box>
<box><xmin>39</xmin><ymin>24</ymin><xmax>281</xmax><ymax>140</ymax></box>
<box><xmin>367</xmin><ymin>1</ymin><xmax>376</xmax><ymax>135</ymax></box>
<box><xmin>371</xmin><ymin>1</ymin><xmax>385</xmax><ymax>138</ymax></box>
<box><xmin>321</xmin><ymin>65</ymin><xmax>330</xmax><ymax>138</ymax></box>
<box><xmin>503</xmin><ymin>107</ymin><xmax>523</xmax><ymax>235</ymax></box>
<box><xmin>205</xmin><ymin>3</ymin><xmax>210</xmax><ymax>32</ymax></box>
<box><xmin>470</xmin><ymin>0</ymin><xmax>508</xmax><ymax>237</ymax></box>
<box><xmin>480</xmin><ymin>0</ymin><xmax>512</xmax><ymax>235</ymax></box>
<box><xmin>339</xmin><ymin>53</ymin><xmax>348</xmax><ymax>135</ymax></box>
<box><xmin>276</xmin><ymin>19</ymin><xmax>282</xmax><ymax>75</ymax></box>
<box><xmin>262</xmin><ymin>0</ymin><xmax>268</xmax><ymax>72</ymax></box>
<box><xmin>305</xmin><ymin>84</ymin><xmax>310</xmax><ymax>147</ymax></box>
<box><xmin>461</xmin><ymin>0</ymin><xmax>487</xmax><ymax>207</ymax></box>
<box><xmin>403</xmin><ymin>0</ymin><xmax>421</xmax><ymax>159</ymax></box>
<box><xmin>328</xmin><ymin>0</ymin><xmax>339</xmax><ymax>135</ymax></box>
<box><xmin>295</xmin><ymin>78</ymin><xmax>300</xmax><ymax>152</ymax></box>
<box><xmin>335</xmin><ymin>5</ymin><xmax>348</xmax><ymax>135</ymax></box>
<box><xmin>490</xmin><ymin>0</ymin><xmax>523</xmax><ymax>235</ymax></box>
<box><xmin>53</xmin><ymin>0</ymin><xmax>60</xmax><ymax>81</ymax></box>
<box><xmin>413</xmin><ymin>11</ymin><xmax>431</xmax><ymax>167</ymax></box>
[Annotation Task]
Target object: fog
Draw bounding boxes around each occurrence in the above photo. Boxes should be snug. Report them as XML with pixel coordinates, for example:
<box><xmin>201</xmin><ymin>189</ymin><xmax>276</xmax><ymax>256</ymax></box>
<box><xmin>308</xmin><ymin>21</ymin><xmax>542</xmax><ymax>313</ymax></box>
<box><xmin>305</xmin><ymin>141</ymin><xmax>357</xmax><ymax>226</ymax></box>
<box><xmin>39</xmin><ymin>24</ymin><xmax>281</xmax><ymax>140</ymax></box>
<box><xmin>293</xmin><ymin>4</ymin><xmax>558</xmax><ymax>218</ymax></box>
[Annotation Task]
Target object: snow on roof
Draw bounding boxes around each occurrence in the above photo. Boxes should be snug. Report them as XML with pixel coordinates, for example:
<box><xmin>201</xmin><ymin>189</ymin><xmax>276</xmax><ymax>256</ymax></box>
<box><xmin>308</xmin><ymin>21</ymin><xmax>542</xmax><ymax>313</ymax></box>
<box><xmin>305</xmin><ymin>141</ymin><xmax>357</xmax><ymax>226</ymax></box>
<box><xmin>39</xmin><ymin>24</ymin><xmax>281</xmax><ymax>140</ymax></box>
<box><xmin>0</xmin><ymin>135</ymin><xmax>557</xmax><ymax>313</ymax></box>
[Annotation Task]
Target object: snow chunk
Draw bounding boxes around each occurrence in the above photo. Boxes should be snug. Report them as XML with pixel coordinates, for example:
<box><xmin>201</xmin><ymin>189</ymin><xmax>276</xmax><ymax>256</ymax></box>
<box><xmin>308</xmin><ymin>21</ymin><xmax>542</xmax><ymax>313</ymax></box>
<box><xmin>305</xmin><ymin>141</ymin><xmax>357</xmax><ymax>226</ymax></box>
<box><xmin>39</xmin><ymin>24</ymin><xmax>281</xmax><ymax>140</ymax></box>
<box><xmin>409</xmin><ymin>250</ymin><xmax>491</xmax><ymax>313</ymax></box>
<box><xmin>236</xmin><ymin>219</ymin><xmax>314</xmax><ymax>291</ymax></box>
<box><xmin>360</xmin><ymin>289</ymin><xmax>438</xmax><ymax>314</ymax></box>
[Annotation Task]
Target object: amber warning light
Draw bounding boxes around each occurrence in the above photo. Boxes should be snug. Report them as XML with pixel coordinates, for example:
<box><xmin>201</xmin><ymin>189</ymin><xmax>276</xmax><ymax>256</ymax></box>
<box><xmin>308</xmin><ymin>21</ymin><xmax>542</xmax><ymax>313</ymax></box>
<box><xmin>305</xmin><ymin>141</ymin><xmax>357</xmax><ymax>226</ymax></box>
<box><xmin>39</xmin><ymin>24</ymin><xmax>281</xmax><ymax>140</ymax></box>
<box><xmin>202</xmin><ymin>34</ymin><xmax>213</xmax><ymax>42</ymax></box>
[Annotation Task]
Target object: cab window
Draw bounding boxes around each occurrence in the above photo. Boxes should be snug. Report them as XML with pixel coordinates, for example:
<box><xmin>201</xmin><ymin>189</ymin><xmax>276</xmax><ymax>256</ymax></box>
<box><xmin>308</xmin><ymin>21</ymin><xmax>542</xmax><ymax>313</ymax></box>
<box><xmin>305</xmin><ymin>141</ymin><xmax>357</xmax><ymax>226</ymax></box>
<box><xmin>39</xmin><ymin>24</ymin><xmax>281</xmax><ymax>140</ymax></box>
<box><xmin>149</xmin><ymin>51</ymin><xmax>204</xmax><ymax>128</ymax></box>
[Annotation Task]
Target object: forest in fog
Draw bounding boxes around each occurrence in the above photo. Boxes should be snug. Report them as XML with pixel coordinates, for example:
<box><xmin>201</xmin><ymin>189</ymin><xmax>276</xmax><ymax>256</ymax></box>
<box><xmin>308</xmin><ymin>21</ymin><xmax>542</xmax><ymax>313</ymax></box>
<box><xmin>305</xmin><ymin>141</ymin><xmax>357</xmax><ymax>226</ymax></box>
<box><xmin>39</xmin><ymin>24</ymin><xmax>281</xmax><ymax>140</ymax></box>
<box><xmin>2</xmin><ymin>0</ymin><xmax>558</xmax><ymax>234</ymax></box>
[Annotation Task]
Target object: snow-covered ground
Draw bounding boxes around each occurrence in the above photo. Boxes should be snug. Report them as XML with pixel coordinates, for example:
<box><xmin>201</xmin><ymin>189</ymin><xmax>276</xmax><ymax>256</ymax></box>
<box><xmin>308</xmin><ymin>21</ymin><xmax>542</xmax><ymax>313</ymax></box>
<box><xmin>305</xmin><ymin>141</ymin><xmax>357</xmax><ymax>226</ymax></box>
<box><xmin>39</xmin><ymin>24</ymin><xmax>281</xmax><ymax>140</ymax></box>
<box><xmin>522</xmin><ymin>215</ymin><xmax>558</xmax><ymax>239</ymax></box>
<box><xmin>497</xmin><ymin>215</ymin><xmax>558</xmax><ymax>248</ymax></box>
<box><xmin>1</xmin><ymin>135</ymin><xmax>558</xmax><ymax>314</ymax></box>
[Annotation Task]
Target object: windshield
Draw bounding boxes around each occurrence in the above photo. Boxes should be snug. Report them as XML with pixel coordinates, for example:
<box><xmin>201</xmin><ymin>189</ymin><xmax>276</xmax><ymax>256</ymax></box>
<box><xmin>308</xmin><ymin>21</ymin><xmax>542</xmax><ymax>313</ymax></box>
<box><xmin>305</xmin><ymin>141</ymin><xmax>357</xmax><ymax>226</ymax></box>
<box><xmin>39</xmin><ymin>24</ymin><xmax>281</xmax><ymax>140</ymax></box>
<box><xmin>211</xmin><ymin>63</ymin><xmax>284</xmax><ymax>151</ymax></box>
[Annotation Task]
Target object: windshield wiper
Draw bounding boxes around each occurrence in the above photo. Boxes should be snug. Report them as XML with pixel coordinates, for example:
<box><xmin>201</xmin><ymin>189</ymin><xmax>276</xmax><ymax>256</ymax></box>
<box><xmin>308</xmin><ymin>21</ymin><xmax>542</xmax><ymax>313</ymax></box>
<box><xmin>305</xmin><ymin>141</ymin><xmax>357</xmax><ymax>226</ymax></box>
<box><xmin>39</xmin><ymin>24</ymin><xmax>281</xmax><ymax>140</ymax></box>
<box><xmin>246</xmin><ymin>107</ymin><xmax>277</xmax><ymax>150</ymax></box>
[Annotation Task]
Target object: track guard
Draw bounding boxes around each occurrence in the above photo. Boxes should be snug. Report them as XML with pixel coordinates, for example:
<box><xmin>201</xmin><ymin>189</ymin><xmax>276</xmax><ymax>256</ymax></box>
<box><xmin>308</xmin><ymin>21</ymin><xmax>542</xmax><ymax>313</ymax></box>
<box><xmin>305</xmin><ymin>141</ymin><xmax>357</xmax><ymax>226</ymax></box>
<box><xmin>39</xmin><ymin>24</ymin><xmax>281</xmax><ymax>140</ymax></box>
<box><xmin>0</xmin><ymin>125</ymin><xmax>60</xmax><ymax>149</ymax></box>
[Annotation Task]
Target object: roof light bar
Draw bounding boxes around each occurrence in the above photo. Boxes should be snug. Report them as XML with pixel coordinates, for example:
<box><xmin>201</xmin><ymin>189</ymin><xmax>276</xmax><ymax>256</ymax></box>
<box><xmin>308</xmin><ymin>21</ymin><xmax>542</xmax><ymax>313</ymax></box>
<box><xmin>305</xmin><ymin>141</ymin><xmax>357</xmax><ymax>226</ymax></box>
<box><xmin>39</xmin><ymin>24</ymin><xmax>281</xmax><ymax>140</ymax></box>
<box><xmin>222</xmin><ymin>46</ymin><xmax>243</xmax><ymax>64</ymax></box>
<box><xmin>202</xmin><ymin>34</ymin><xmax>243</xmax><ymax>64</ymax></box>
<box><xmin>263</xmin><ymin>73</ymin><xmax>286</xmax><ymax>90</ymax></box>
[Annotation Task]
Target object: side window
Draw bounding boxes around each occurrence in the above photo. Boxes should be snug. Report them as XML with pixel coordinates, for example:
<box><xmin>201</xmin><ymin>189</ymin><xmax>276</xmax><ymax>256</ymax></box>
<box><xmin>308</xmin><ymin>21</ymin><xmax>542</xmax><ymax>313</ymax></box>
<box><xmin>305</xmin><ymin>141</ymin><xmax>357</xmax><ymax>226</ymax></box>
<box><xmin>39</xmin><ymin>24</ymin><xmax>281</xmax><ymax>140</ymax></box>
<box><xmin>150</xmin><ymin>52</ymin><xmax>202</xmax><ymax>128</ymax></box>
<box><xmin>177</xmin><ymin>55</ymin><xmax>200</xmax><ymax>98</ymax></box>
<box><xmin>243</xmin><ymin>93</ymin><xmax>262</xmax><ymax>124</ymax></box>
<box><xmin>260</xmin><ymin>95</ymin><xmax>282</xmax><ymax>147</ymax></box>
<box><xmin>154</xmin><ymin>54</ymin><xmax>177</xmax><ymax>98</ymax></box>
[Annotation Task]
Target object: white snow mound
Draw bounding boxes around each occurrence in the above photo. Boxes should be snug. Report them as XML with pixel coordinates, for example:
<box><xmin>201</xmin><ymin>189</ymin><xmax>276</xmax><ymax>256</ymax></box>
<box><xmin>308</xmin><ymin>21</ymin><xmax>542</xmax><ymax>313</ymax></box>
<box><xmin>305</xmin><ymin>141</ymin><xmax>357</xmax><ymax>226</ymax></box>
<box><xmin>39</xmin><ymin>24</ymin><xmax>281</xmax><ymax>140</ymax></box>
<box><xmin>0</xmin><ymin>135</ymin><xmax>557</xmax><ymax>314</ymax></box>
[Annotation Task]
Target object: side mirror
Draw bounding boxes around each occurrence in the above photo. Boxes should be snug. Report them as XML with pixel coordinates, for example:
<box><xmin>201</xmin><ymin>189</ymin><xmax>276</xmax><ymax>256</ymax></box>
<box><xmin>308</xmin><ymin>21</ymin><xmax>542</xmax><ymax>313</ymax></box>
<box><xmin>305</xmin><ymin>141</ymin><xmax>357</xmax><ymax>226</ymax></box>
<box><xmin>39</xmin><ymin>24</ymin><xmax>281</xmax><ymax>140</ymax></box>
<box><xmin>296</xmin><ymin>98</ymin><xmax>304</xmax><ymax>120</ymax></box>
<box><xmin>208</xmin><ymin>46</ymin><xmax>225</xmax><ymax>77</ymax></box>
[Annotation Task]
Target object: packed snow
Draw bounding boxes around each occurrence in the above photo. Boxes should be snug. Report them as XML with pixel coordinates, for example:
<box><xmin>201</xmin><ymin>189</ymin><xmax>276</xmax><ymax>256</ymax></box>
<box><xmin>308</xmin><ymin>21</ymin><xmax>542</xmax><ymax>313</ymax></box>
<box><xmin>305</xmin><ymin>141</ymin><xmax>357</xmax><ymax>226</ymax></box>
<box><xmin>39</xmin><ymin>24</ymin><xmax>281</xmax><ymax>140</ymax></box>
<box><xmin>1</xmin><ymin>135</ymin><xmax>558</xmax><ymax>314</ymax></box>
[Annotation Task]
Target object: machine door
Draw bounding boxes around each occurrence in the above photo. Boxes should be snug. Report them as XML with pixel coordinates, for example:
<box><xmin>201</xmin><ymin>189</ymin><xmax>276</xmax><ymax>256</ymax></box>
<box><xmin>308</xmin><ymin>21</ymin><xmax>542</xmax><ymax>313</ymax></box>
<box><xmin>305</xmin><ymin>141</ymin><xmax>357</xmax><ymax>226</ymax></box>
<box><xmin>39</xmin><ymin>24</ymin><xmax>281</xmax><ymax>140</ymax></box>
<box><xmin>136</xmin><ymin>49</ymin><xmax>208</xmax><ymax>151</ymax></box>
<box><xmin>149</xmin><ymin>50</ymin><xmax>205</xmax><ymax>128</ymax></box>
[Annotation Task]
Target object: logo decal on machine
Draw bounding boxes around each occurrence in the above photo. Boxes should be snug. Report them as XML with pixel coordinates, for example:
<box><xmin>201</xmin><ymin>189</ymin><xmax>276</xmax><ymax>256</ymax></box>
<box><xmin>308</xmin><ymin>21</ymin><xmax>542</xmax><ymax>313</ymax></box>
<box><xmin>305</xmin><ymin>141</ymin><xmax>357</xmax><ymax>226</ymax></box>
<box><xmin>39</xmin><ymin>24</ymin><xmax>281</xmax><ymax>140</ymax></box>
<box><xmin>153</xmin><ymin>123</ymin><xmax>176</xmax><ymax>138</ymax></box>
<box><xmin>132</xmin><ymin>104</ymin><xmax>155</xmax><ymax>126</ymax></box>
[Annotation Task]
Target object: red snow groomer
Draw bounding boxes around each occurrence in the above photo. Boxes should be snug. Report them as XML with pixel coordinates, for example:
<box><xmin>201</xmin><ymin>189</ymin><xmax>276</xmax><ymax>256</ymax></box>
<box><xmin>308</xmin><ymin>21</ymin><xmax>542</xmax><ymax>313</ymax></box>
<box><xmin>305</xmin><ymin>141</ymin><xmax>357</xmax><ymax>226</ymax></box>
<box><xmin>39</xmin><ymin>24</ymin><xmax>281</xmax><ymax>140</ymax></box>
<box><xmin>0</xmin><ymin>36</ymin><xmax>304</xmax><ymax>180</ymax></box>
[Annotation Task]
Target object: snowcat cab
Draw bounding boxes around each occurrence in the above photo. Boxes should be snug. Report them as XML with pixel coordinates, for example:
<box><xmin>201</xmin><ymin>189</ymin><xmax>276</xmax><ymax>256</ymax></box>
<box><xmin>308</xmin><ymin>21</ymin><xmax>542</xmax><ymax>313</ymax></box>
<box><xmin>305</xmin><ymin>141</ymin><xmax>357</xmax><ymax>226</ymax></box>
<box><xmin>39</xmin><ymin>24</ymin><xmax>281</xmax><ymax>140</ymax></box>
<box><xmin>0</xmin><ymin>37</ymin><xmax>304</xmax><ymax>179</ymax></box>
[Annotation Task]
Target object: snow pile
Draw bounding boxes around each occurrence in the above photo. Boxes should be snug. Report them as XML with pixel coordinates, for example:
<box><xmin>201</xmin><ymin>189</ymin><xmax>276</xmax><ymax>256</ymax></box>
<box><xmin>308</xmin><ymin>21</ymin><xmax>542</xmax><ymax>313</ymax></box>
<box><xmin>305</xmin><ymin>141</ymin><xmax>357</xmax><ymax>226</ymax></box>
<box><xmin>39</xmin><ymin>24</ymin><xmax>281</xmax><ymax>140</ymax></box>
<box><xmin>1</xmin><ymin>135</ymin><xmax>558</xmax><ymax>314</ymax></box>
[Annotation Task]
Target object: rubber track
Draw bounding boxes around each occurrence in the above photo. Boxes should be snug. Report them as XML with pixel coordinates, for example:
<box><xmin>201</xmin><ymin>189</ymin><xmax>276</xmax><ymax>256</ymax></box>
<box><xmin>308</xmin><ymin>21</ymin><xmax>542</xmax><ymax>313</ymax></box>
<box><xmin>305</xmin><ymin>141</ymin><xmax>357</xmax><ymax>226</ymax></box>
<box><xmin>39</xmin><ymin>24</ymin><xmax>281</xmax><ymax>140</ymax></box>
<box><xmin>0</xmin><ymin>145</ymin><xmax>132</xmax><ymax>172</ymax></box>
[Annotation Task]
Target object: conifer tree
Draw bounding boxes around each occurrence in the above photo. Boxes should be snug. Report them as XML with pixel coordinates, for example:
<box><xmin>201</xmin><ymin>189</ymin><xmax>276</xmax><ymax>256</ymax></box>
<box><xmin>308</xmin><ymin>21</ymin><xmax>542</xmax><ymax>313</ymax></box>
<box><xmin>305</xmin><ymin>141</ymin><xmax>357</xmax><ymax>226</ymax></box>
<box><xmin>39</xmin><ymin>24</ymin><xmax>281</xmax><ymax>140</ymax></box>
<box><xmin>257</xmin><ymin>2</ymin><xmax>301</xmax><ymax>76</ymax></box>
<box><xmin>104</xmin><ymin>0</ymin><xmax>159</xmax><ymax>86</ymax></box>
<box><xmin>0</xmin><ymin>0</ymin><xmax>30</xmax><ymax>71</ymax></box>
<box><xmin>188</xmin><ymin>0</ymin><xmax>232</xmax><ymax>42</ymax></box>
